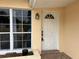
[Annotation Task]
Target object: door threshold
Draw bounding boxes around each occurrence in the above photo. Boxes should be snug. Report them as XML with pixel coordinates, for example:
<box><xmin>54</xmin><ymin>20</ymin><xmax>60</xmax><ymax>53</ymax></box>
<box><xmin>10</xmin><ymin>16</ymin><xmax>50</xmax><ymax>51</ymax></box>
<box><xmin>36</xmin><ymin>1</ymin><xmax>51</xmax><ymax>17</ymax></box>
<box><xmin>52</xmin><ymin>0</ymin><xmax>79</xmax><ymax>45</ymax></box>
<box><xmin>41</xmin><ymin>50</ymin><xmax>59</xmax><ymax>54</ymax></box>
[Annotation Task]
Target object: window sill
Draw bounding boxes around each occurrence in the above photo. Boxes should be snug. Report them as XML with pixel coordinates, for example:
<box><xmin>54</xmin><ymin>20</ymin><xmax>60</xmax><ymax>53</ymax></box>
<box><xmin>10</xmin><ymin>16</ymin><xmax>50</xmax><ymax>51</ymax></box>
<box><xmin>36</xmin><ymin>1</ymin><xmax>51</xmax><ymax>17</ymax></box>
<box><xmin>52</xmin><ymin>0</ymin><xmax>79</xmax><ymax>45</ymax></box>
<box><xmin>0</xmin><ymin>50</ymin><xmax>41</xmax><ymax>59</ymax></box>
<box><xmin>0</xmin><ymin>49</ymin><xmax>31</xmax><ymax>55</ymax></box>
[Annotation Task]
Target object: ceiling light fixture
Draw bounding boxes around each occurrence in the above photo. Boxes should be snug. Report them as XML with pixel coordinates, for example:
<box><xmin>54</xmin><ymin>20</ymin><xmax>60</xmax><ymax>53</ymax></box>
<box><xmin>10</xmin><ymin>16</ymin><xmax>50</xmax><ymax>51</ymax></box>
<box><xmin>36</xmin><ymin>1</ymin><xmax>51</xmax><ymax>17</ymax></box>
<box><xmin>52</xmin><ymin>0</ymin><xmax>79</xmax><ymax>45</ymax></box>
<box><xmin>35</xmin><ymin>13</ymin><xmax>40</xmax><ymax>20</ymax></box>
<box><xmin>28</xmin><ymin>0</ymin><xmax>37</xmax><ymax>8</ymax></box>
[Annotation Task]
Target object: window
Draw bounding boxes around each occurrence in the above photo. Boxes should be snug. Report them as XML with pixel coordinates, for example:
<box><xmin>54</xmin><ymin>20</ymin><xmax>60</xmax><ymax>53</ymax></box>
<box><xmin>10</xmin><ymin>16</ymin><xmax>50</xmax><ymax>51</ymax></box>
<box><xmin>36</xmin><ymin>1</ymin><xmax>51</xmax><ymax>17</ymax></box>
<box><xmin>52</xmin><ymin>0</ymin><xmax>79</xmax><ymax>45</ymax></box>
<box><xmin>45</xmin><ymin>14</ymin><xmax>54</xmax><ymax>19</ymax></box>
<box><xmin>0</xmin><ymin>9</ymin><xmax>31</xmax><ymax>51</ymax></box>
<box><xmin>13</xmin><ymin>9</ymin><xmax>31</xmax><ymax>49</ymax></box>
<box><xmin>0</xmin><ymin>9</ymin><xmax>10</xmax><ymax>50</ymax></box>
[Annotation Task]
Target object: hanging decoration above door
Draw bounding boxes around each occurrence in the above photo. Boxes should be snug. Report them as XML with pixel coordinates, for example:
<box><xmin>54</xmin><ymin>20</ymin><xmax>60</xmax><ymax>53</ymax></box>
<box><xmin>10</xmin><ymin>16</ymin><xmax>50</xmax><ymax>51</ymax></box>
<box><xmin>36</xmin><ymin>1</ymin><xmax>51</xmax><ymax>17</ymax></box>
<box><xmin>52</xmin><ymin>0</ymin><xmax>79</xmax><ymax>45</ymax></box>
<box><xmin>45</xmin><ymin>14</ymin><xmax>54</xmax><ymax>19</ymax></box>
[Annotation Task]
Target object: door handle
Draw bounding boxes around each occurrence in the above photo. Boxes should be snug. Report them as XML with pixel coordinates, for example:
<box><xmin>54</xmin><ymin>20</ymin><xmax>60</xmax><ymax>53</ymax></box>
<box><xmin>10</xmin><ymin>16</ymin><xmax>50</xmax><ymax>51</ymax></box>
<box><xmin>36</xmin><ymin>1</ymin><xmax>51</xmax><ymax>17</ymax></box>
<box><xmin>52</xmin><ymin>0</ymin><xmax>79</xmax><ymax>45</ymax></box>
<box><xmin>41</xmin><ymin>31</ymin><xmax>44</xmax><ymax>41</ymax></box>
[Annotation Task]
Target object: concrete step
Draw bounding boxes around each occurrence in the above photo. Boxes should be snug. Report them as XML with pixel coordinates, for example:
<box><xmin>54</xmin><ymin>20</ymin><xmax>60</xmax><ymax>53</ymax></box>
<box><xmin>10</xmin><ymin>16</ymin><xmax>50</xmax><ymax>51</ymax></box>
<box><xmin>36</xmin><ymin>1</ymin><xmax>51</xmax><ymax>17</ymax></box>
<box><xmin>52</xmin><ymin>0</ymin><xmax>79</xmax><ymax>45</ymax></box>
<box><xmin>41</xmin><ymin>50</ymin><xmax>72</xmax><ymax>59</ymax></box>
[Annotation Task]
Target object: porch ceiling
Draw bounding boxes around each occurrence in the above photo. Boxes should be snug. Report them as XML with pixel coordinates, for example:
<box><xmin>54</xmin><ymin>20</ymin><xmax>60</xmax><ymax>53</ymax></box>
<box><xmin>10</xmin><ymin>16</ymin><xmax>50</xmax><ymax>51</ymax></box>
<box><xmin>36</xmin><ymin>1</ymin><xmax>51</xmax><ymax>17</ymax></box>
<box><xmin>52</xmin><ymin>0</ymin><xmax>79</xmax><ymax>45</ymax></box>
<box><xmin>33</xmin><ymin>0</ymin><xmax>78</xmax><ymax>8</ymax></box>
<box><xmin>0</xmin><ymin>0</ymin><xmax>31</xmax><ymax>9</ymax></box>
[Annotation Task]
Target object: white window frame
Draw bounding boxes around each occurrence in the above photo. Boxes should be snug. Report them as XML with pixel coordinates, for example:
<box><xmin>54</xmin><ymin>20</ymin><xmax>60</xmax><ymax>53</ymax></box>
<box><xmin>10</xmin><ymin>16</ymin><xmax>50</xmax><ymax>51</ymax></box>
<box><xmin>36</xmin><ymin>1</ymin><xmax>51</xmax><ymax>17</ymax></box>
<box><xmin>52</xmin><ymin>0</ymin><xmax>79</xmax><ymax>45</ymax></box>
<box><xmin>0</xmin><ymin>9</ymin><xmax>32</xmax><ymax>55</ymax></box>
<box><xmin>10</xmin><ymin>9</ymin><xmax>13</xmax><ymax>50</ymax></box>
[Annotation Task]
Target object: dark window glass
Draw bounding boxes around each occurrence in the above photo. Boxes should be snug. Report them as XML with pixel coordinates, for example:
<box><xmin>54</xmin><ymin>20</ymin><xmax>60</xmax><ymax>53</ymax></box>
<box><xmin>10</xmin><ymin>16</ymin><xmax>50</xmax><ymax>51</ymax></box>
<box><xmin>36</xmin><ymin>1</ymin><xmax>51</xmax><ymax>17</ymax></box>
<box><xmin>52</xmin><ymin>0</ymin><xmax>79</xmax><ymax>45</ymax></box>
<box><xmin>23</xmin><ymin>10</ymin><xmax>31</xmax><ymax>16</ymax></box>
<box><xmin>23</xmin><ymin>41</ymin><xmax>31</xmax><ymax>48</ymax></box>
<box><xmin>0</xmin><ymin>9</ymin><xmax>9</xmax><ymax>15</ymax></box>
<box><xmin>14</xmin><ymin>34</ymin><xmax>22</xmax><ymax>41</ymax></box>
<box><xmin>14</xmin><ymin>41</ymin><xmax>22</xmax><ymax>48</ymax></box>
<box><xmin>23</xmin><ymin>10</ymin><xmax>28</xmax><ymax>16</ymax></box>
<box><xmin>1</xmin><ymin>42</ymin><xmax>10</xmax><ymax>49</ymax></box>
<box><xmin>14</xmin><ymin>33</ymin><xmax>31</xmax><ymax>49</ymax></box>
<box><xmin>0</xmin><ymin>25</ymin><xmax>10</xmax><ymax>32</ymax></box>
<box><xmin>0</xmin><ymin>34</ymin><xmax>10</xmax><ymax>41</ymax></box>
<box><xmin>23</xmin><ymin>41</ymin><xmax>27</xmax><ymax>48</ymax></box>
<box><xmin>13</xmin><ymin>17</ymin><xmax>22</xmax><ymax>24</ymax></box>
<box><xmin>0</xmin><ymin>34</ymin><xmax>10</xmax><ymax>49</ymax></box>
<box><xmin>13</xmin><ymin>10</ymin><xmax>22</xmax><ymax>17</ymax></box>
<box><xmin>23</xmin><ymin>34</ymin><xmax>31</xmax><ymax>41</ymax></box>
<box><xmin>13</xmin><ymin>10</ymin><xmax>31</xmax><ymax>32</ymax></box>
<box><xmin>0</xmin><ymin>16</ymin><xmax>10</xmax><ymax>24</ymax></box>
<box><xmin>0</xmin><ymin>11</ymin><xmax>10</xmax><ymax>32</ymax></box>
<box><xmin>13</xmin><ymin>9</ymin><xmax>31</xmax><ymax>49</ymax></box>
<box><xmin>0</xmin><ymin>9</ymin><xmax>10</xmax><ymax>50</ymax></box>
<box><xmin>27</xmin><ymin>41</ymin><xmax>31</xmax><ymax>48</ymax></box>
<box><xmin>0</xmin><ymin>9</ymin><xmax>31</xmax><ymax>50</ymax></box>
<box><xmin>14</xmin><ymin>34</ymin><xmax>22</xmax><ymax>49</ymax></box>
<box><xmin>13</xmin><ymin>25</ymin><xmax>22</xmax><ymax>32</ymax></box>
<box><xmin>28</xmin><ymin>11</ymin><xmax>31</xmax><ymax>16</ymax></box>
<box><xmin>23</xmin><ymin>25</ymin><xmax>31</xmax><ymax>32</ymax></box>
<box><xmin>23</xmin><ymin>17</ymin><xmax>31</xmax><ymax>24</ymax></box>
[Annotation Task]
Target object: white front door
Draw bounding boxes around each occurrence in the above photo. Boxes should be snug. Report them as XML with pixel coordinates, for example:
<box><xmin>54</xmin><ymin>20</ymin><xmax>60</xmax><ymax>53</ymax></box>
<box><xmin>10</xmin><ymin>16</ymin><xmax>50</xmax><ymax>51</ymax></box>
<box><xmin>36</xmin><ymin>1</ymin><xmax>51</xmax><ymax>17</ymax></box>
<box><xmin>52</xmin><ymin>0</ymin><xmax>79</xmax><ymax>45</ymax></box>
<box><xmin>42</xmin><ymin>11</ymin><xmax>59</xmax><ymax>50</ymax></box>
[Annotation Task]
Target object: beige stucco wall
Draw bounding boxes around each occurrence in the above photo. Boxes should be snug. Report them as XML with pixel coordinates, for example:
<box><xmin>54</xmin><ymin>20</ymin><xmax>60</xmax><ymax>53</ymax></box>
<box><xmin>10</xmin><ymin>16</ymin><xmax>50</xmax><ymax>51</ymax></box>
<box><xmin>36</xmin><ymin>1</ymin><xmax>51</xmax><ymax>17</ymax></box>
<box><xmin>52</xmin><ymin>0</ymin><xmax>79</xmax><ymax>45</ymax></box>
<box><xmin>32</xmin><ymin>9</ymin><xmax>42</xmax><ymax>52</ymax></box>
<box><xmin>59</xmin><ymin>8</ymin><xmax>65</xmax><ymax>51</ymax></box>
<box><xmin>0</xmin><ymin>0</ymin><xmax>31</xmax><ymax>9</ymax></box>
<box><xmin>61</xmin><ymin>0</ymin><xmax>79</xmax><ymax>59</ymax></box>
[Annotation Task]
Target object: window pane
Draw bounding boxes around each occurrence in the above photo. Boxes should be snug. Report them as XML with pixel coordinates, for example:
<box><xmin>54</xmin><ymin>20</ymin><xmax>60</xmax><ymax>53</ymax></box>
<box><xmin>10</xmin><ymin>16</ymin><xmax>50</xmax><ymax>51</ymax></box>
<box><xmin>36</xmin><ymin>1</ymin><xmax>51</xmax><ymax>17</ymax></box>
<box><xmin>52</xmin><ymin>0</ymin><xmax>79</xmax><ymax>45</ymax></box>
<box><xmin>14</xmin><ymin>34</ymin><xmax>22</xmax><ymax>41</ymax></box>
<box><xmin>23</xmin><ymin>41</ymin><xmax>27</xmax><ymax>48</ymax></box>
<box><xmin>27</xmin><ymin>41</ymin><xmax>31</xmax><ymax>48</ymax></box>
<box><xmin>14</xmin><ymin>41</ymin><xmax>22</xmax><ymax>49</ymax></box>
<box><xmin>0</xmin><ymin>9</ymin><xmax>9</xmax><ymax>15</ymax></box>
<box><xmin>0</xmin><ymin>16</ymin><xmax>10</xmax><ymax>24</ymax></box>
<box><xmin>23</xmin><ymin>10</ymin><xmax>31</xmax><ymax>16</ymax></box>
<box><xmin>23</xmin><ymin>41</ymin><xmax>31</xmax><ymax>48</ymax></box>
<box><xmin>1</xmin><ymin>42</ymin><xmax>10</xmax><ymax>49</ymax></box>
<box><xmin>13</xmin><ymin>10</ymin><xmax>22</xmax><ymax>17</ymax></box>
<box><xmin>0</xmin><ymin>34</ymin><xmax>10</xmax><ymax>41</ymax></box>
<box><xmin>13</xmin><ymin>9</ymin><xmax>31</xmax><ymax>49</ymax></box>
<box><xmin>23</xmin><ymin>34</ymin><xmax>31</xmax><ymax>41</ymax></box>
<box><xmin>0</xmin><ymin>25</ymin><xmax>10</xmax><ymax>32</ymax></box>
<box><xmin>13</xmin><ymin>17</ymin><xmax>22</xmax><ymax>24</ymax></box>
<box><xmin>23</xmin><ymin>25</ymin><xmax>31</xmax><ymax>32</ymax></box>
<box><xmin>13</xmin><ymin>25</ymin><xmax>22</xmax><ymax>32</ymax></box>
<box><xmin>0</xmin><ymin>9</ymin><xmax>10</xmax><ymax>32</ymax></box>
<box><xmin>23</xmin><ymin>17</ymin><xmax>31</xmax><ymax>24</ymax></box>
<box><xmin>28</xmin><ymin>11</ymin><xmax>31</xmax><ymax>16</ymax></box>
<box><xmin>23</xmin><ymin>10</ymin><xmax>28</xmax><ymax>16</ymax></box>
